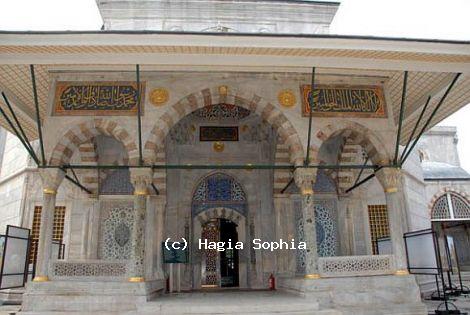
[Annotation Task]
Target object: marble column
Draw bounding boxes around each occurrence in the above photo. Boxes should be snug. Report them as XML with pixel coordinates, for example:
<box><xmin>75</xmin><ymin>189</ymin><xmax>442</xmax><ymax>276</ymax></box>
<box><xmin>338</xmin><ymin>194</ymin><xmax>352</xmax><ymax>256</ymax></box>
<box><xmin>155</xmin><ymin>196</ymin><xmax>166</xmax><ymax>279</ymax></box>
<box><xmin>129</xmin><ymin>169</ymin><xmax>153</xmax><ymax>282</ymax></box>
<box><xmin>376</xmin><ymin>167</ymin><xmax>408</xmax><ymax>274</ymax></box>
<box><xmin>294</xmin><ymin>168</ymin><xmax>320</xmax><ymax>279</ymax></box>
<box><xmin>33</xmin><ymin>169</ymin><xmax>64</xmax><ymax>282</ymax></box>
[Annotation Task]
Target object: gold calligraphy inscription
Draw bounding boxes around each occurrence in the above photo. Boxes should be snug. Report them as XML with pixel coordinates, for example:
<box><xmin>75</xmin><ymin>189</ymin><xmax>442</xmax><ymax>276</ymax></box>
<box><xmin>53</xmin><ymin>81</ymin><xmax>146</xmax><ymax>116</ymax></box>
<box><xmin>300</xmin><ymin>84</ymin><xmax>387</xmax><ymax>118</ymax></box>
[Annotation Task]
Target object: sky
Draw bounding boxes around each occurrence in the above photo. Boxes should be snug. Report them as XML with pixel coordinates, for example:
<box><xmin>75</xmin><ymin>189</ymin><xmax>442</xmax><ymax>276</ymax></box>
<box><xmin>0</xmin><ymin>0</ymin><xmax>469</xmax><ymax>171</ymax></box>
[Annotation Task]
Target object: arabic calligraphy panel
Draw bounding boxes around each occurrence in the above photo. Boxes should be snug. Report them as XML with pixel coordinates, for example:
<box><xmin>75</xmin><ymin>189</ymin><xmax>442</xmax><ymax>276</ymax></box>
<box><xmin>53</xmin><ymin>81</ymin><xmax>145</xmax><ymax>116</ymax></box>
<box><xmin>301</xmin><ymin>84</ymin><xmax>387</xmax><ymax>118</ymax></box>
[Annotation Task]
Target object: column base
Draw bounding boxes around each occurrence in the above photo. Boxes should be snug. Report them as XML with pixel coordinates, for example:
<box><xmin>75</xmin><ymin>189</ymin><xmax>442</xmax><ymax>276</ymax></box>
<box><xmin>394</xmin><ymin>269</ymin><xmax>409</xmax><ymax>276</ymax></box>
<box><xmin>32</xmin><ymin>276</ymin><xmax>49</xmax><ymax>282</ymax></box>
<box><xmin>128</xmin><ymin>276</ymin><xmax>145</xmax><ymax>282</ymax></box>
<box><xmin>304</xmin><ymin>273</ymin><xmax>321</xmax><ymax>279</ymax></box>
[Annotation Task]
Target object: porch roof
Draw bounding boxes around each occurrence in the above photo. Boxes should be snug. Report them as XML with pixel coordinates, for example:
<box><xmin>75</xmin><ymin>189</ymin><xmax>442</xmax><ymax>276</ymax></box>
<box><xmin>0</xmin><ymin>31</ymin><xmax>469</xmax><ymax>144</ymax></box>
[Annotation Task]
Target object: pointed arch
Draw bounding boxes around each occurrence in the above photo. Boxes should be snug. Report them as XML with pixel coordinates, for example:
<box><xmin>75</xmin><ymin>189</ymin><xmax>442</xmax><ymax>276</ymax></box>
<box><xmin>49</xmin><ymin>119</ymin><xmax>138</xmax><ymax>166</ymax></box>
<box><xmin>313</xmin><ymin>120</ymin><xmax>391</xmax><ymax>166</ymax></box>
<box><xmin>140</xmin><ymin>86</ymin><xmax>305</xmax><ymax>166</ymax></box>
<box><xmin>429</xmin><ymin>188</ymin><xmax>470</xmax><ymax>220</ymax></box>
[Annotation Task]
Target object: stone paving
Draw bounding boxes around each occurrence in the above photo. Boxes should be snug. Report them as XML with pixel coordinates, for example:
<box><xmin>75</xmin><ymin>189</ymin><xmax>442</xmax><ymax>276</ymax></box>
<box><xmin>1</xmin><ymin>289</ymin><xmax>470</xmax><ymax>314</ymax></box>
<box><xmin>424</xmin><ymin>293</ymin><xmax>470</xmax><ymax>314</ymax></box>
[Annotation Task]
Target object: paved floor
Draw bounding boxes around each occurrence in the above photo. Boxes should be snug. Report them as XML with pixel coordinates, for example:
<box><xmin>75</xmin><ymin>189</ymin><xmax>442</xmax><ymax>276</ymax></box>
<box><xmin>138</xmin><ymin>290</ymin><xmax>333</xmax><ymax>315</ymax></box>
<box><xmin>424</xmin><ymin>293</ymin><xmax>470</xmax><ymax>314</ymax></box>
<box><xmin>2</xmin><ymin>288</ymin><xmax>470</xmax><ymax>314</ymax></box>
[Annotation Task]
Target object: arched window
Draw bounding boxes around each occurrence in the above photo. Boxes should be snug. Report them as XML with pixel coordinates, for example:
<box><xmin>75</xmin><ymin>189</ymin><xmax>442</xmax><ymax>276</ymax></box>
<box><xmin>431</xmin><ymin>192</ymin><xmax>470</xmax><ymax>221</ymax></box>
<box><xmin>192</xmin><ymin>173</ymin><xmax>247</xmax><ymax>217</ymax></box>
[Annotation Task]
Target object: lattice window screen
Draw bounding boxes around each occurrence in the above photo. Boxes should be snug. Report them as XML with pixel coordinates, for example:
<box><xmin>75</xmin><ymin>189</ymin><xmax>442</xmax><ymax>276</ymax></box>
<box><xmin>451</xmin><ymin>194</ymin><xmax>470</xmax><ymax>219</ymax></box>
<box><xmin>30</xmin><ymin>206</ymin><xmax>66</xmax><ymax>263</ymax></box>
<box><xmin>368</xmin><ymin>205</ymin><xmax>390</xmax><ymax>255</ymax></box>
<box><xmin>431</xmin><ymin>195</ymin><xmax>451</xmax><ymax>220</ymax></box>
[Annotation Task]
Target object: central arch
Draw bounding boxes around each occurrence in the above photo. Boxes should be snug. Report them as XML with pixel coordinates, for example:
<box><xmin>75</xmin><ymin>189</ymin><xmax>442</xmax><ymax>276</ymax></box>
<box><xmin>141</xmin><ymin>86</ymin><xmax>305</xmax><ymax>166</ymax></box>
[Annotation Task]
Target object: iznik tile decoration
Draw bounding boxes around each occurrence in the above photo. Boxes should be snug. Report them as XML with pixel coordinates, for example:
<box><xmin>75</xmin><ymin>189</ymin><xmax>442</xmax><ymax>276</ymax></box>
<box><xmin>294</xmin><ymin>199</ymin><xmax>306</xmax><ymax>274</ymax></box>
<box><xmin>315</xmin><ymin>203</ymin><xmax>338</xmax><ymax>257</ymax></box>
<box><xmin>313</xmin><ymin>170</ymin><xmax>337</xmax><ymax>193</ymax></box>
<box><xmin>168</xmin><ymin>118</ymin><xmax>196</xmax><ymax>145</ymax></box>
<box><xmin>192</xmin><ymin>173</ymin><xmax>247</xmax><ymax>217</ymax></box>
<box><xmin>99</xmin><ymin>169</ymin><xmax>134</xmax><ymax>195</ymax></box>
<box><xmin>168</xmin><ymin>105</ymin><xmax>272</xmax><ymax>145</ymax></box>
<box><xmin>99</xmin><ymin>200</ymin><xmax>134</xmax><ymax>260</ymax></box>
<box><xmin>295</xmin><ymin>198</ymin><xmax>338</xmax><ymax>273</ymax></box>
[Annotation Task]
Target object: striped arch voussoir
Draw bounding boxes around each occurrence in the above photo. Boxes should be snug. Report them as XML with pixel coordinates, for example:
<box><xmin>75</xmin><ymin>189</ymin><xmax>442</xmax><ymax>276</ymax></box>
<box><xmin>143</xmin><ymin>86</ymin><xmax>304</xmax><ymax>166</ymax></box>
<box><xmin>49</xmin><ymin>119</ymin><xmax>137</xmax><ymax>166</ymax></box>
<box><xmin>315</xmin><ymin>121</ymin><xmax>391</xmax><ymax>166</ymax></box>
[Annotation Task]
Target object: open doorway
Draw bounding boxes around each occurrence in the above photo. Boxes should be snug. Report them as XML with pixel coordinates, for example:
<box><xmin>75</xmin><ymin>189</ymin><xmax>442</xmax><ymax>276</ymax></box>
<box><xmin>201</xmin><ymin>218</ymin><xmax>239</xmax><ymax>288</ymax></box>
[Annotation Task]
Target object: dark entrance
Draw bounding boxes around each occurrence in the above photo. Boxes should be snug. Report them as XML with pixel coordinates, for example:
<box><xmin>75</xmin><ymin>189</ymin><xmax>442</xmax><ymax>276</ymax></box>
<box><xmin>219</xmin><ymin>219</ymin><xmax>239</xmax><ymax>287</ymax></box>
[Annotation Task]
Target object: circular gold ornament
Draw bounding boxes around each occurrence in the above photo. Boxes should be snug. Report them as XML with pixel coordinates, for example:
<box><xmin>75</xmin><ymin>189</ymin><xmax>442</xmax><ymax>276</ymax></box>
<box><xmin>213</xmin><ymin>141</ymin><xmax>225</xmax><ymax>152</ymax></box>
<box><xmin>278</xmin><ymin>89</ymin><xmax>296</xmax><ymax>107</ymax></box>
<box><xmin>218</xmin><ymin>85</ymin><xmax>228</xmax><ymax>95</ymax></box>
<box><xmin>149</xmin><ymin>88</ymin><xmax>169</xmax><ymax>106</ymax></box>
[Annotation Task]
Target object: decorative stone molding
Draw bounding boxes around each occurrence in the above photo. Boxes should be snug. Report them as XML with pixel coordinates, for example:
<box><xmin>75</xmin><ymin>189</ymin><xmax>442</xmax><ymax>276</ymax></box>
<box><xmin>130</xmin><ymin>168</ymin><xmax>154</xmax><ymax>195</ymax></box>
<box><xmin>49</xmin><ymin>119</ymin><xmax>138</xmax><ymax>166</ymax></box>
<box><xmin>39</xmin><ymin>168</ymin><xmax>65</xmax><ymax>193</ymax></box>
<box><xmin>142</xmin><ymin>86</ymin><xmax>305</xmax><ymax>166</ymax></box>
<box><xmin>294</xmin><ymin>168</ymin><xmax>317</xmax><ymax>195</ymax></box>
<box><xmin>196</xmin><ymin>207</ymin><xmax>243</xmax><ymax>225</ymax></box>
<box><xmin>318</xmin><ymin>255</ymin><xmax>395</xmax><ymax>277</ymax></box>
<box><xmin>315</xmin><ymin>120</ymin><xmax>390</xmax><ymax>166</ymax></box>
<box><xmin>375</xmin><ymin>168</ymin><xmax>401</xmax><ymax>193</ymax></box>
<box><xmin>50</xmin><ymin>260</ymin><xmax>127</xmax><ymax>280</ymax></box>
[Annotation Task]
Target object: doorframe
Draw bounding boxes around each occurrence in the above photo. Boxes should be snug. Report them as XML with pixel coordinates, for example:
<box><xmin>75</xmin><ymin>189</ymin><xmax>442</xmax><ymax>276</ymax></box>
<box><xmin>192</xmin><ymin>207</ymin><xmax>247</xmax><ymax>289</ymax></box>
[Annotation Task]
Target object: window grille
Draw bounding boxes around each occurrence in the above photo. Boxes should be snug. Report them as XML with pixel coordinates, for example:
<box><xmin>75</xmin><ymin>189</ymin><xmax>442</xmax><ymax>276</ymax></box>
<box><xmin>431</xmin><ymin>193</ymin><xmax>470</xmax><ymax>221</ymax></box>
<box><xmin>30</xmin><ymin>206</ymin><xmax>66</xmax><ymax>263</ymax></box>
<box><xmin>368</xmin><ymin>205</ymin><xmax>389</xmax><ymax>255</ymax></box>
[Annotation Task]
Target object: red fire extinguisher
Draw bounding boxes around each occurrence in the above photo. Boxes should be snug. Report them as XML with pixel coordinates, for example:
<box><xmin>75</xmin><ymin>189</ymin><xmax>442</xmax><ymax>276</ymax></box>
<box><xmin>268</xmin><ymin>273</ymin><xmax>276</xmax><ymax>290</ymax></box>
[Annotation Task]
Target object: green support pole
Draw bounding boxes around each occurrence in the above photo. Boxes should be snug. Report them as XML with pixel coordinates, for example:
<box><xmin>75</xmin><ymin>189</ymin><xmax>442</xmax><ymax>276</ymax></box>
<box><xmin>42</xmin><ymin>163</ymin><xmax>392</xmax><ymax>171</ymax></box>
<box><xmin>136</xmin><ymin>65</ymin><xmax>143</xmax><ymax>166</ymax></box>
<box><xmin>394</xmin><ymin>71</ymin><xmax>408</xmax><ymax>166</ymax></box>
<box><xmin>399</xmin><ymin>95</ymin><xmax>431</xmax><ymax>163</ymax></box>
<box><xmin>0</xmin><ymin>99</ymin><xmax>40</xmax><ymax>165</ymax></box>
<box><xmin>1</xmin><ymin>92</ymin><xmax>35</xmax><ymax>155</ymax></box>
<box><xmin>305</xmin><ymin>67</ymin><xmax>315</xmax><ymax>166</ymax></box>
<box><xmin>30</xmin><ymin>65</ymin><xmax>46</xmax><ymax>166</ymax></box>
<box><xmin>401</xmin><ymin>73</ymin><xmax>461</xmax><ymax>164</ymax></box>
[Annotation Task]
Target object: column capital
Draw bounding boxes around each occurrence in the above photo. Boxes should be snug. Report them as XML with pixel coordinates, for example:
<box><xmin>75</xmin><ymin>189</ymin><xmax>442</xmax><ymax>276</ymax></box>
<box><xmin>375</xmin><ymin>167</ymin><xmax>401</xmax><ymax>193</ymax></box>
<box><xmin>39</xmin><ymin>168</ymin><xmax>65</xmax><ymax>194</ymax></box>
<box><xmin>294</xmin><ymin>168</ymin><xmax>317</xmax><ymax>195</ymax></box>
<box><xmin>130</xmin><ymin>168</ymin><xmax>154</xmax><ymax>195</ymax></box>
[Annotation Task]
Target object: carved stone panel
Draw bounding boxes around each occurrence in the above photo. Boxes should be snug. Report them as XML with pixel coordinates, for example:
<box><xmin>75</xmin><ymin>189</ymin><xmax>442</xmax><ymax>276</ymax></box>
<box><xmin>99</xmin><ymin>200</ymin><xmax>134</xmax><ymax>260</ymax></box>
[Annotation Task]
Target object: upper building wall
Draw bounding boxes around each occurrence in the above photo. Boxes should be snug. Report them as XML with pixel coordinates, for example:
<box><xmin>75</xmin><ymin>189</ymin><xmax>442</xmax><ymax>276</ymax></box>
<box><xmin>96</xmin><ymin>0</ymin><xmax>340</xmax><ymax>34</ymax></box>
<box><xmin>417</xmin><ymin>126</ymin><xmax>460</xmax><ymax>166</ymax></box>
